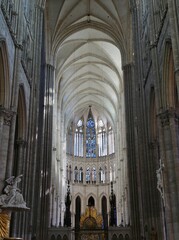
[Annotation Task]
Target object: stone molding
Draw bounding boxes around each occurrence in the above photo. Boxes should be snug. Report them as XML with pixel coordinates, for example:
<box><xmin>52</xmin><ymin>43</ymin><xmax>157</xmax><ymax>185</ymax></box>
<box><xmin>149</xmin><ymin>5</ymin><xmax>168</xmax><ymax>49</ymax></box>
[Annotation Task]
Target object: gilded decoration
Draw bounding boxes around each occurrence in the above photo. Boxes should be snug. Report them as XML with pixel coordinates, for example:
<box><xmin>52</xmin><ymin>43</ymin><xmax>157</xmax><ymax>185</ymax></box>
<box><xmin>0</xmin><ymin>210</ymin><xmax>10</xmax><ymax>239</ymax></box>
<box><xmin>80</xmin><ymin>207</ymin><xmax>103</xmax><ymax>229</ymax></box>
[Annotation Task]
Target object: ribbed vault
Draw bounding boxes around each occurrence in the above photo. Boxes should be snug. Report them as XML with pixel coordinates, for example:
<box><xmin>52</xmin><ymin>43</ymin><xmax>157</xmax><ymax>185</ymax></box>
<box><xmin>45</xmin><ymin>0</ymin><xmax>131</xmax><ymax>128</ymax></box>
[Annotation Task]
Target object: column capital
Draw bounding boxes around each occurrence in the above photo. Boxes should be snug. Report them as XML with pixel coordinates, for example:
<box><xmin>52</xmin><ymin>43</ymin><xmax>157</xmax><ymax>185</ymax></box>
<box><xmin>158</xmin><ymin>108</ymin><xmax>179</xmax><ymax>127</ymax></box>
<box><xmin>122</xmin><ymin>62</ymin><xmax>134</xmax><ymax>71</ymax></box>
<box><xmin>0</xmin><ymin>107</ymin><xmax>15</xmax><ymax>126</ymax></box>
<box><xmin>46</xmin><ymin>63</ymin><xmax>55</xmax><ymax>71</ymax></box>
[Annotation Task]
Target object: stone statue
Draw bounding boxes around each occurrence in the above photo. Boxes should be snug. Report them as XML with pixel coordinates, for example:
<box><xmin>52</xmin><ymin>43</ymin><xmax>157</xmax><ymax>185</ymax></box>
<box><xmin>0</xmin><ymin>175</ymin><xmax>29</xmax><ymax>210</ymax></box>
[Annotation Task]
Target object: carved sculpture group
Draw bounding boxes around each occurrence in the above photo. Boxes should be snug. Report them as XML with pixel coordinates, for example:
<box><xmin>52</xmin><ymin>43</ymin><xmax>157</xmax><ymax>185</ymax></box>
<box><xmin>0</xmin><ymin>175</ymin><xmax>29</xmax><ymax>210</ymax></box>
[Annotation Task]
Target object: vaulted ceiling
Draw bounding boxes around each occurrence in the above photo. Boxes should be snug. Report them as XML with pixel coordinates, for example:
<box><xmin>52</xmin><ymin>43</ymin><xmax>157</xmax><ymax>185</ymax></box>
<box><xmin>45</xmin><ymin>0</ymin><xmax>132</xmax><ymax>128</ymax></box>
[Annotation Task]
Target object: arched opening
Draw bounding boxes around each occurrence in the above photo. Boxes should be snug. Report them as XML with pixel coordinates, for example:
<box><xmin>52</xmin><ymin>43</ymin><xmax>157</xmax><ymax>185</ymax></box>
<box><xmin>119</xmin><ymin>234</ymin><xmax>124</xmax><ymax>240</ymax></box>
<box><xmin>63</xmin><ymin>235</ymin><xmax>68</xmax><ymax>240</ymax></box>
<box><xmin>57</xmin><ymin>235</ymin><xmax>62</xmax><ymax>240</ymax></box>
<box><xmin>51</xmin><ymin>235</ymin><xmax>56</xmax><ymax>240</ymax></box>
<box><xmin>112</xmin><ymin>234</ymin><xmax>118</xmax><ymax>240</ymax></box>
<box><xmin>13</xmin><ymin>85</ymin><xmax>27</xmax><ymax>176</ymax></box>
<box><xmin>101</xmin><ymin>196</ymin><xmax>108</xmax><ymax>229</ymax></box>
<box><xmin>75</xmin><ymin>196</ymin><xmax>81</xmax><ymax>229</ymax></box>
<box><xmin>125</xmin><ymin>234</ymin><xmax>130</xmax><ymax>240</ymax></box>
<box><xmin>88</xmin><ymin>196</ymin><xmax>95</xmax><ymax>207</ymax></box>
<box><xmin>0</xmin><ymin>40</ymin><xmax>10</xmax><ymax>108</ymax></box>
<box><xmin>167</xmin><ymin>48</ymin><xmax>176</xmax><ymax>108</ymax></box>
<box><xmin>0</xmin><ymin>47</ymin><xmax>5</xmax><ymax>106</ymax></box>
<box><xmin>162</xmin><ymin>42</ymin><xmax>178</xmax><ymax>111</ymax></box>
<box><xmin>10</xmin><ymin>85</ymin><xmax>27</xmax><ymax>236</ymax></box>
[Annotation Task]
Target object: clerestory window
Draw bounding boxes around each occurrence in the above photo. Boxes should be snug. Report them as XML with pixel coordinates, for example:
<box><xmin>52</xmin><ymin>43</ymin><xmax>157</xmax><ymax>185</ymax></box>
<box><xmin>74</xmin><ymin>119</ymin><xmax>83</xmax><ymax>157</ymax></box>
<box><xmin>86</xmin><ymin>108</ymin><xmax>96</xmax><ymax>158</ymax></box>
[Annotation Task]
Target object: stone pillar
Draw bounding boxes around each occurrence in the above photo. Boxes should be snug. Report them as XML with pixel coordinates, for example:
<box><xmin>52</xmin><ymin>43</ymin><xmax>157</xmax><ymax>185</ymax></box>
<box><xmin>123</xmin><ymin>63</ymin><xmax>141</xmax><ymax>239</ymax></box>
<box><xmin>24</xmin><ymin>4</ymin><xmax>44</xmax><ymax>240</ymax></box>
<box><xmin>38</xmin><ymin>63</ymin><xmax>55</xmax><ymax>240</ymax></box>
<box><xmin>5</xmin><ymin>0</ymin><xmax>24</xmax><ymax>179</ymax></box>
<box><xmin>0</xmin><ymin>113</ymin><xmax>4</xmax><ymax>145</ymax></box>
<box><xmin>15</xmin><ymin>139</ymin><xmax>27</xmax><ymax>176</ymax></box>
<box><xmin>167</xmin><ymin>0</ymin><xmax>179</xmax><ymax>99</ymax></box>
<box><xmin>148</xmin><ymin>141</ymin><xmax>163</xmax><ymax>239</ymax></box>
<box><xmin>0</xmin><ymin>108</ymin><xmax>14</xmax><ymax>192</ymax></box>
<box><xmin>159</xmin><ymin>109</ymin><xmax>179</xmax><ymax>240</ymax></box>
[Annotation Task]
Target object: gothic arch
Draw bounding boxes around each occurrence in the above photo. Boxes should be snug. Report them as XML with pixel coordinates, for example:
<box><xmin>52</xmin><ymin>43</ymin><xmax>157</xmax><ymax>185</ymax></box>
<box><xmin>125</xmin><ymin>234</ymin><xmax>130</xmax><ymax>240</ymax></box>
<box><xmin>63</xmin><ymin>235</ymin><xmax>68</xmax><ymax>240</ymax></box>
<box><xmin>75</xmin><ymin>195</ymin><xmax>81</xmax><ymax>228</ymax></box>
<box><xmin>88</xmin><ymin>196</ymin><xmax>95</xmax><ymax>207</ymax></box>
<box><xmin>0</xmin><ymin>39</ymin><xmax>10</xmax><ymax>108</ymax></box>
<box><xmin>101</xmin><ymin>195</ymin><xmax>108</xmax><ymax>229</ymax></box>
<box><xmin>12</xmin><ymin>85</ymin><xmax>27</xmax><ymax>176</ymax></box>
<box><xmin>111</xmin><ymin>234</ymin><xmax>118</xmax><ymax>240</ymax></box>
<box><xmin>50</xmin><ymin>235</ymin><xmax>56</xmax><ymax>240</ymax></box>
<box><xmin>57</xmin><ymin>235</ymin><xmax>62</xmax><ymax>240</ymax></box>
<box><xmin>162</xmin><ymin>41</ymin><xmax>178</xmax><ymax>110</ymax></box>
<box><xmin>16</xmin><ymin>85</ymin><xmax>27</xmax><ymax>140</ymax></box>
<box><xmin>119</xmin><ymin>234</ymin><xmax>124</xmax><ymax>240</ymax></box>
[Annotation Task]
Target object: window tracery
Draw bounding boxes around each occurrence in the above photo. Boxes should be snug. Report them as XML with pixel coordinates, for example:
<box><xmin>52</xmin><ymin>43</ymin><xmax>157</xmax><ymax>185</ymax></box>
<box><xmin>86</xmin><ymin>111</ymin><xmax>96</xmax><ymax>158</ymax></box>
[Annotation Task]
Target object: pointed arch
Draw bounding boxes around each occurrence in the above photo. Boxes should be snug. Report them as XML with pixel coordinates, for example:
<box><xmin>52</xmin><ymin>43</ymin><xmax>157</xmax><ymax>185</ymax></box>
<box><xmin>75</xmin><ymin>196</ymin><xmax>81</xmax><ymax>229</ymax></box>
<box><xmin>0</xmin><ymin>39</ymin><xmax>10</xmax><ymax>108</ymax></box>
<box><xmin>16</xmin><ymin>85</ymin><xmax>27</xmax><ymax>139</ymax></box>
<box><xmin>162</xmin><ymin>41</ymin><xmax>177</xmax><ymax>110</ymax></box>
<box><xmin>12</xmin><ymin>85</ymin><xmax>27</xmax><ymax>176</ymax></box>
<box><xmin>101</xmin><ymin>195</ymin><xmax>108</xmax><ymax>229</ymax></box>
<box><xmin>112</xmin><ymin>234</ymin><xmax>118</xmax><ymax>240</ymax></box>
<box><xmin>88</xmin><ymin>196</ymin><xmax>95</xmax><ymax>207</ymax></box>
<box><xmin>57</xmin><ymin>235</ymin><xmax>62</xmax><ymax>240</ymax></box>
<box><xmin>50</xmin><ymin>235</ymin><xmax>55</xmax><ymax>240</ymax></box>
<box><xmin>63</xmin><ymin>235</ymin><xmax>68</xmax><ymax>240</ymax></box>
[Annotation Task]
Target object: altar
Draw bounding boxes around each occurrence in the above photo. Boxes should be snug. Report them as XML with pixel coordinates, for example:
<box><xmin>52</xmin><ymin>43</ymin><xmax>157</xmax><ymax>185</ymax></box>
<box><xmin>75</xmin><ymin>206</ymin><xmax>108</xmax><ymax>240</ymax></box>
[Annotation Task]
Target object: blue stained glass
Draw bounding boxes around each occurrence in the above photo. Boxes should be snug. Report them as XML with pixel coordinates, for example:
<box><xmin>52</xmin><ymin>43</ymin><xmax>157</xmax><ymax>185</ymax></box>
<box><xmin>86</xmin><ymin>107</ymin><xmax>96</xmax><ymax>158</ymax></box>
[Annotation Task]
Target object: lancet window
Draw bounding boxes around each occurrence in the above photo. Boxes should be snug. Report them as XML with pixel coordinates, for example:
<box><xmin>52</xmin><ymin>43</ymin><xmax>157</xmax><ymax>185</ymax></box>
<box><xmin>108</xmin><ymin>126</ymin><xmax>115</xmax><ymax>155</ymax></box>
<box><xmin>74</xmin><ymin>119</ymin><xmax>83</xmax><ymax>157</ymax></box>
<box><xmin>66</xmin><ymin>109</ymin><xmax>115</xmax><ymax>157</ymax></box>
<box><xmin>97</xmin><ymin>119</ymin><xmax>107</xmax><ymax>156</ymax></box>
<box><xmin>86</xmin><ymin>109</ymin><xmax>96</xmax><ymax>158</ymax></box>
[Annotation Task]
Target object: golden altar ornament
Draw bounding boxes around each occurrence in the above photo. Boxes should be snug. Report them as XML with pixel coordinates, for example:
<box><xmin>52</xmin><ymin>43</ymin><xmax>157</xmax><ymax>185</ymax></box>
<box><xmin>0</xmin><ymin>210</ymin><xmax>10</xmax><ymax>238</ymax></box>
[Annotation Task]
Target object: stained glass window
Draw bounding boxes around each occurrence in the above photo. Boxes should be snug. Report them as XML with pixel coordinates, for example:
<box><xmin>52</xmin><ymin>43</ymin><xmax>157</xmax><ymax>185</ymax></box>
<box><xmin>74</xmin><ymin>119</ymin><xmax>83</xmax><ymax>157</ymax></box>
<box><xmin>92</xmin><ymin>167</ymin><xmax>96</xmax><ymax>183</ymax></box>
<box><xmin>86</xmin><ymin>108</ymin><xmax>96</xmax><ymax>158</ymax></box>
<box><xmin>108</xmin><ymin>126</ymin><xmax>115</xmax><ymax>154</ymax></box>
<box><xmin>98</xmin><ymin>119</ymin><xmax>107</xmax><ymax>156</ymax></box>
